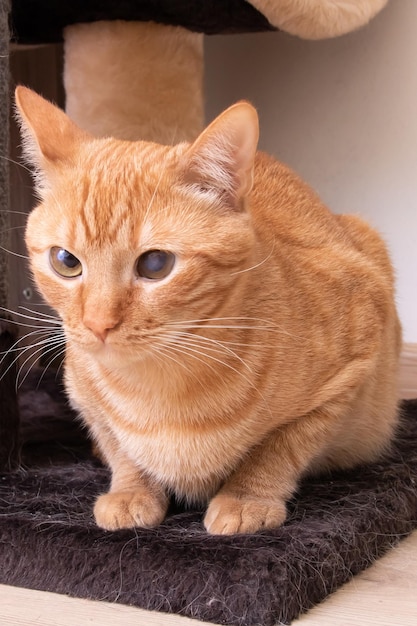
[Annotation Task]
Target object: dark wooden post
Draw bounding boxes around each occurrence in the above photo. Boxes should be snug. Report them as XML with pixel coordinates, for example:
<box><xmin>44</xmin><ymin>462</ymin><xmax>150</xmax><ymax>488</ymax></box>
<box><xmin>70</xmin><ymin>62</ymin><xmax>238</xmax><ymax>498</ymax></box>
<box><xmin>0</xmin><ymin>1</ymin><xmax>20</xmax><ymax>471</ymax></box>
<box><xmin>0</xmin><ymin>321</ymin><xmax>20</xmax><ymax>471</ymax></box>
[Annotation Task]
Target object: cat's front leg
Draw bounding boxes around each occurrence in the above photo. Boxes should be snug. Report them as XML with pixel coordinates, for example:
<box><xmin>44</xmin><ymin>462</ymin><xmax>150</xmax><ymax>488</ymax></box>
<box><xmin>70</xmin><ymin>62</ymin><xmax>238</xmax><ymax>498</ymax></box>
<box><xmin>94</xmin><ymin>464</ymin><xmax>169</xmax><ymax>531</ymax></box>
<box><xmin>204</xmin><ymin>409</ymin><xmax>334</xmax><ymax>535</ymax></box>
<box><xmin>90</xmin><ymin>426</ymin><xmax>169</xmax><ymax>531</ymax></box>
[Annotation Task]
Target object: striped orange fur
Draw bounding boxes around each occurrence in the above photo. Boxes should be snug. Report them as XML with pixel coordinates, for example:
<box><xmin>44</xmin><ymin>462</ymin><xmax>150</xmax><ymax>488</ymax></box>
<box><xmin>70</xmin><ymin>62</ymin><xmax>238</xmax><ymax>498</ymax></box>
<box><xmin>15</xmin><ymin>87</ymin><xmax>401</xmax><ymax>534</ymax></box>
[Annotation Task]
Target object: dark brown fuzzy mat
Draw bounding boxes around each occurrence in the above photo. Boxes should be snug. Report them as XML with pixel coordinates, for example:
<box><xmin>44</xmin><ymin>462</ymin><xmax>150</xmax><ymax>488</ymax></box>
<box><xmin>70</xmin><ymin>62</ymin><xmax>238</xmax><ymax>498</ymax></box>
<box><xmin>1</xmin><ymin>370</ymin><xmax>416</xmax><ymax>626</ymax></box>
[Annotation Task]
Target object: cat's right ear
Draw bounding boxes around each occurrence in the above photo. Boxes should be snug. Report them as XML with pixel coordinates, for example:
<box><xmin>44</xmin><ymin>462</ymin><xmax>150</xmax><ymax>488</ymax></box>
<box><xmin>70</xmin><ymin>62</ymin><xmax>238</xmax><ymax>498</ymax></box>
<box><xmin>15</xmin><ymin>86</ymin><xmax>90</xmax><ymax>170</ymax></box>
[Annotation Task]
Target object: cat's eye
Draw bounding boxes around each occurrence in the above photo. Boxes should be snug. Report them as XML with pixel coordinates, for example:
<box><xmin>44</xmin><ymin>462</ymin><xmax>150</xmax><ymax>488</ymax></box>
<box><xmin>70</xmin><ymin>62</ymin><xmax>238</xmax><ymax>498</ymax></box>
<box><xmin>49</xmin><ymin>247</ymin><xmax>82</xmax><ymax>278</ymax></box>
<box><xmin>136</xmin><ymin>250</ymin><xmax>175</xmax><ymax>280</ymax></box>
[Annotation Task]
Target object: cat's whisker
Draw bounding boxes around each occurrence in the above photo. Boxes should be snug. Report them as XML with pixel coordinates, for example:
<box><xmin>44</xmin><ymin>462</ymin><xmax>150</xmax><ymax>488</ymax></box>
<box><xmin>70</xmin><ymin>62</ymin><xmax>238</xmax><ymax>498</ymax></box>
<box><xmin>15</xmin><ymin>307</ymin><xmax>62</xmax><ymax>326</ymax></box>
<box><xmin>150</xmin><ymin>341</ymin><xmax>207</xmax><ymax>389</ymax></box>
<box><xmin>164</xmin><ymin>330</ymin><xmax>253</xmax><ymax>373</ymax></box>
<box><xmin>11</xmin><ymin>330</ymin><xmax>64</xmax><ymax>356</ymax></box>
<box><xmin>0</xmin><ymin>326</ymin><xmax>59</xmax><ymax>358</ymax></box>
<box><xmin>170</xmin><ymin>323</ymin><xmax>286</xmax><ymax>332</ymax></box>
<box><xmin>164</xmin><ymin>336</ymin><xmax>243</xmax><ymax>370</ymax></box>
<box><xmin>167</xmin><ymin>318</ymin><xmax>304</xmax><ymax>341</ymax></box>
<box><xmin>154</xmin><ymin>340</ymin><xmax>221</xmax><ymax>380</ymax></box>
<box><xmin>0</xmin><ymin>306</ymin><xmax>62</xmax><ymax>326</ymax></box>
<box><xmin>169</xmin><ymin>126</ymin><xmax>179</xmax><ymax>146</ymax></box>
<box><xmin>55</xmin><ymin>352</ymin><xmax>66</xmax><ymax>377</ymax></box>
<box><xmin>0</xmin><ymin>224</ymin><xmax>26</xmax><ymax>234</ymax></box>
<box><xmin>1</xmin><ymin>319</ymin><xmax>63</xmax><ymax>352</ymax></box>
<box><xmin>10</xmin><ymin>332</ymin><xmax>63</xmax><ymax>356</ymax></box>
<box><xmin>0</xmin><ymin>318</ymin><xmax>59</xmax><ymax>330</ymax></box>
<box><xmin>230</xmin><ymin>239</ymin><xmax>275</xmax><ymax>276</ymax></box>
<box><xmin>17</xmin><ymin>338</ymin><xmax>66</xmax><ymax>390</ymax></box>
<box><xmin>17</xmin><ymin>343</ymin><xmax>66</xmax><ymax>389</ymax></box>
<box><xmin>19</xmin><ymin>313</ymin><xmax>60</xmax><ymax>325</ymax></box>
<box><xmin>169</xmin><ymin>315</ymin><xmax>277</xmax><ymax>325</ymax></box>
<box><xmin>0</xmin><ymin>328</ymin><xmax>55</xmax><ymax>359</ymax></box>
<box><xmin>149</xmin><ymin>342</ymin><xmax>185</xmax><ymax>370</ymax></box>
<box><xmin>0</xmin><ymin>332</ymin><xmax>64</xmax><ymax>384</ymax></box>
<box><xmin>164</xmin><ymin>326</ymin><xmax>268</xmax><ymax>348</ymax></box>
<box><xmin>3</xmin><ymin>209</ymin><xmax>31</xmax><ymax>217</ymax></box>
<box><xmin>142</xmin><ymin>165</ymin><xmax>167</xmax><ymax>226</ymax></box>
<box><xmin>201</xmin><ymin>338</ymin><xmax>267</xmax><ymax>348</ymax></box>
<box><xmin>163</xmin><ymin>338</ymin><xmax>248</xmax><ymax>378</ymax></box>
<box><xmin>145</xmin><ymin>202</ymin><xmax>176</xmax><ymax>220</ymax></box>
<box><xmin>167</xmin><ymin>316</ymin><xmax>285</xmax><ymax>331</ymax></box>
<box><xmin>158</xmin><ymin>338</ymin><xmax>273</xmax><ymax>419</ymax></box>
<box><xmin>35</xmin><ymin>345</ymin><xmax>67</xmax><ymax>389</ymax></box>
<box><xmin>0</xmin><ymin>244</ymin><xmax>29</xmax><ymax>260</ymax></box>
<box><xmin>49</xmin><ymin>186</ymin><xmax>74</xmax><ymax>221</ymax></box>
<box><xmin>0</xmin><ymin>154</ymin><xmax>34</xmax><ymax>175</ymax></box>
<box><xmin>4</xmin><ymin>321</ymin><xmax>58</xmax><ymax>337</ymax></box>
<box><xmin>40</xmin><ymin>343</ymin><xmax>67</xmax><ymax>384</ymax></box>
<box><xmin>18</xmin><ymin>306</ymin><xmax>61</xmax><ymax>322</ymax></box>
<box><xmin>166</xmin><ymin>332</ymin><xmax>242</xmax><ymax>356</ymax></box>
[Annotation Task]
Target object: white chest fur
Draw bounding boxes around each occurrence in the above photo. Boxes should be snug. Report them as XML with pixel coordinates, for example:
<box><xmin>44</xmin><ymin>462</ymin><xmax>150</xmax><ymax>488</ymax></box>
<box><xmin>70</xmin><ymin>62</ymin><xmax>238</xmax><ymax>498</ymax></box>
<box><xmin>110</xmin><ymin>412</ymin><xmax>250</xmax><ymax>501</ymax></box>
<box><xmin>69</xmin><ymin>356</ymin><xmax>267</xmax><ymax>501</ymax></box>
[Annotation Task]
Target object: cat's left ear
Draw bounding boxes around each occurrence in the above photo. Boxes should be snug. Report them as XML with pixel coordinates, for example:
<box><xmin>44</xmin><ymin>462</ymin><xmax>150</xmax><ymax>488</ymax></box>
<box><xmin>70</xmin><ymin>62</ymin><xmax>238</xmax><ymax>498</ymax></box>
<box><xmin>179</xmin><ymin>101</ymin><xmax>259</xmax><ymax>210</ymax></box>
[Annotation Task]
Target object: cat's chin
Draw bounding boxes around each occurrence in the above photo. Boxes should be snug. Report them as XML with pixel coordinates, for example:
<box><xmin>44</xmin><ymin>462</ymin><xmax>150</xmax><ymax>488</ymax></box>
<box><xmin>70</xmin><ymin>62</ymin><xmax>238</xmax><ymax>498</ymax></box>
<box><xmin>98</xmin><ymin>348</ymin><xmax>140</xmax><ymax>368</ymax></box>
<box><xmin>74</xmin><ymin>340</ymin><xmax>146</xmax><ymax>367</ymax></box>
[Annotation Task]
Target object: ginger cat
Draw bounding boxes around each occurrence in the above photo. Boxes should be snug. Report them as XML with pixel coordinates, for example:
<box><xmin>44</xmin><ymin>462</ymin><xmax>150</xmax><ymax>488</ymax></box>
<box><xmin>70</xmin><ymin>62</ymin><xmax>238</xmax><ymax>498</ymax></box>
<box><xmin>15</xmin><ymin>86</ymin><xmax>401</xmax><ymax>535</ymax></box>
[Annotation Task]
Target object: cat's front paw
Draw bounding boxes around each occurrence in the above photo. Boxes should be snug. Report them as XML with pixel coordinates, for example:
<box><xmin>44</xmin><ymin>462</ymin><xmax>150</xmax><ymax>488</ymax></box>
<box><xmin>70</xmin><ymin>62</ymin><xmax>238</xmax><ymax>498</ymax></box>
<box><xmin>94</xmin><ymin>490</ymin><xmax>168</xmax><ymax>531</ymax></box>
<box><xmin>204</xmin><ymin>494</ymin><xmax>287</xmax><ymax>535</ymax></box>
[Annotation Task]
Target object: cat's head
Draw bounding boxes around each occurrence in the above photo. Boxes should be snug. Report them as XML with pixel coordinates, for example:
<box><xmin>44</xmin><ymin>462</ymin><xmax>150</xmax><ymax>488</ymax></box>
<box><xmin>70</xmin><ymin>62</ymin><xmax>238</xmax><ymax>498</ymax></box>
<box><xmin>15</xmin><ymin>87</ymin><xmax>259</xmax><ymax>366</ymax></box>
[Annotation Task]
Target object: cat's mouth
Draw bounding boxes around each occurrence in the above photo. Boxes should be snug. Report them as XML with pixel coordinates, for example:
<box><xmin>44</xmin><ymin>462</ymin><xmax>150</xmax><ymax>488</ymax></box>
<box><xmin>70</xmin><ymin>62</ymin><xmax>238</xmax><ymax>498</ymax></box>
<box><xmin>74</xmin><ymin>336</ymin><xmax>127</xmax><ymax>352</ymax></box>
<box><xmin>68</xmin><ymin>331</ymin><xmax>151</xmax><ymax>364</ymax></box>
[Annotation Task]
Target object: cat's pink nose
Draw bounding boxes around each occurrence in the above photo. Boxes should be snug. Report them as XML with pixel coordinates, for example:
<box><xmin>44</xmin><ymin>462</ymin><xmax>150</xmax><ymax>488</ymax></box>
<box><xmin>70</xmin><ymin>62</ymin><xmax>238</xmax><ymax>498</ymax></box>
<box><xmin>83</xmin><ymin>316</ymin><xmax>118</xmax><ymax>343</ymax></box>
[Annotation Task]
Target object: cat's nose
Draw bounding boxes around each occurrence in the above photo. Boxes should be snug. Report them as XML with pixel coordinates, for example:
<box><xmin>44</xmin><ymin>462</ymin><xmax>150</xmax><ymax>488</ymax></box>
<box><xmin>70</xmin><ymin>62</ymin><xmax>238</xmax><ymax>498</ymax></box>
<box><xmin>83</xmin><ymin>316</ymin><xmax>119</xmax><ymax>343</ymax></box>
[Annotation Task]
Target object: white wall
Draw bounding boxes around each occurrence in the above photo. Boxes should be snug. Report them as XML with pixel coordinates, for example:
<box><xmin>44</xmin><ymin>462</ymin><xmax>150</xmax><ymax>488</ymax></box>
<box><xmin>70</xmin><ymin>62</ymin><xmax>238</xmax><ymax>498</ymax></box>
<box><xmin>205</xmin><ymin>0</ymin><xmax>417</xmax><ymax>343</ymax></box>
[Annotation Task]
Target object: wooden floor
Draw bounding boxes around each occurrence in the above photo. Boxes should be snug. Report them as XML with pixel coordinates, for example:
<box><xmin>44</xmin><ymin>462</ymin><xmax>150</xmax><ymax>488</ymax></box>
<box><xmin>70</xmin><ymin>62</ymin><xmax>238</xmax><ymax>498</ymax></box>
<box><xmin>399</xmin><ymin>343</ymin><xmax>417</xmax><ymax>400</ymax></box>
<box><xmin>1</xmin><ymin>345</ymin><xmax>416</xmax><ymax>626</ymax></box>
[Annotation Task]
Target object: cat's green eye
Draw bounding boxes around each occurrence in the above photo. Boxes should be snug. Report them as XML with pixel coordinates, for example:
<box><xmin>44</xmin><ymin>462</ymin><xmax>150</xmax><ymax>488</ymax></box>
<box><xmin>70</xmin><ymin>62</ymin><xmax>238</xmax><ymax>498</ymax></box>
<box><xmin>49</xmin><ymin>247</ymin><xmax>82</xmax><ymax>278</ymax></box>
<box><xmin>136</xmin><ymin>250</ymin><xmax>175</xmax><ymax>280</ymax></box>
